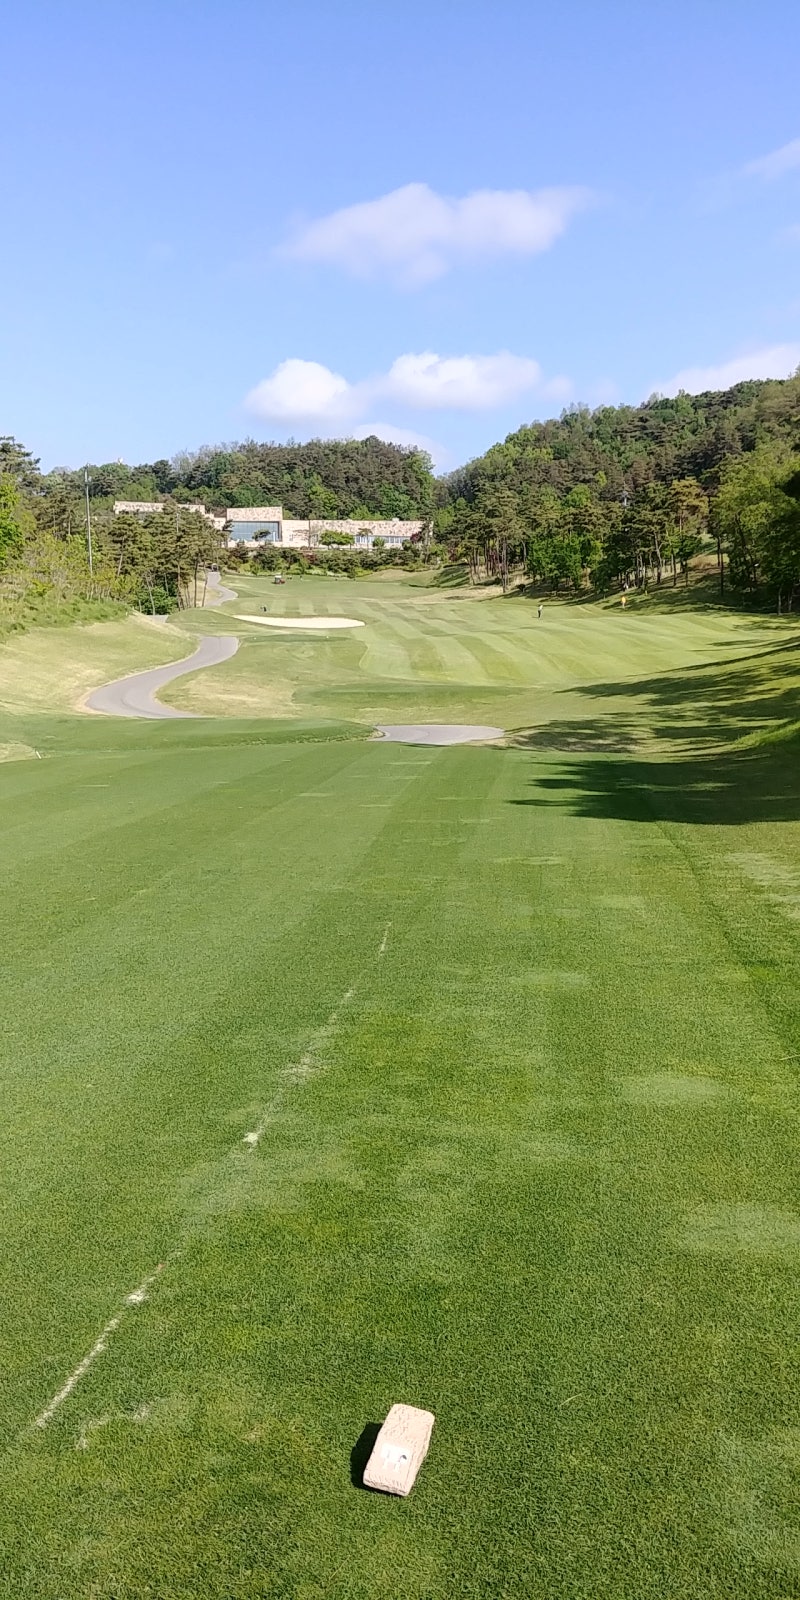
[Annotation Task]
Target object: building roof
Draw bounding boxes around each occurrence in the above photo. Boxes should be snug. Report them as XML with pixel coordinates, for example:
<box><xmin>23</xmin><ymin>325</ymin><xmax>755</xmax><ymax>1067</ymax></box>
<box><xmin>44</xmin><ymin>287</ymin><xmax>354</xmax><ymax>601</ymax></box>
<box><xmin>226</xmin><ymin>506</ymin><xmax>283</xmax><ymax>522</ymax></box>
<box><xmin>113</xmin><ymin>500</ymin><xmax>165</xmax><ymax>514</ymax></box>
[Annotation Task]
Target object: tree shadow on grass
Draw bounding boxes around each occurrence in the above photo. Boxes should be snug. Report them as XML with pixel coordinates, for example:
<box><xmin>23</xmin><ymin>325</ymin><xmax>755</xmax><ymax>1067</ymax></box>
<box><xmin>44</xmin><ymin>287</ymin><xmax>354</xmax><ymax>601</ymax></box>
<box><xmin>526</xmin><ymin>573</ymin><xmax>788</xmax><ymax>614</ymax></box>
<box><xmin>568</xmin><ymin>639</ymin><xmax>800</xmax><ymax>748</ymax></box>
<box><xmin>505</xmin><ymin>638</ymin><xmax>800</xmax><ymax>765</ymax></box>
<box><xmin>429</xmin><ymin>563</ymin><xmax>471</xmax><ymax>589</ymax></box>
<box><xmin>510</xmin><ymin>735</ymin><xmax>800</xmax><ymax>826</ymax></box>
<box><xmin>507</xmin><ymin>720</ymin><xmax>642</xmax><ymax>754</ymax></box>
<box><xmin>508</xmin><ymin>634</ymin><xmax>800</xmax><ymax>825</ymax></box>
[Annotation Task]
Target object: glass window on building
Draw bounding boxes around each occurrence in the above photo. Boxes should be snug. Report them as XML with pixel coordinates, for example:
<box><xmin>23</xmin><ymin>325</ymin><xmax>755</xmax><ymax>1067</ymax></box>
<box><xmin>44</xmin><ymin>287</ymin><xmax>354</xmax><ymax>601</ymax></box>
<box><xmin>229</xmin><ymin>521</ymin><xmax>281</xmax><ymax>542</ymax></box>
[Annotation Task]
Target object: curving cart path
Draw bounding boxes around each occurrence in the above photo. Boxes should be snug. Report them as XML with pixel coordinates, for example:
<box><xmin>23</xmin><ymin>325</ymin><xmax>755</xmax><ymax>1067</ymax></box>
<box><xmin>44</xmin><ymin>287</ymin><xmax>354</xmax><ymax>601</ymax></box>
<box><xmin>86</xmin><ymin>635</ymin><xmax>240</xmax><ymax>719</ymax></box>
<box><xmin>205</xmin><ymin>572</ymin><xmax>238</xmax><ymax>606</ymax></box>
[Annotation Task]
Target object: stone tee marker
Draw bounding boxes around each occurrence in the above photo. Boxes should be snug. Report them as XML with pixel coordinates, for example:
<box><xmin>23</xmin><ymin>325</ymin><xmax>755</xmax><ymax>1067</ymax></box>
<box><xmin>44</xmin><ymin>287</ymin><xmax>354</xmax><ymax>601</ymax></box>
<box><xmin>362</xmin><ymin>1403</ymin><xmax>435</xmax><ymax>1496</ymax></box>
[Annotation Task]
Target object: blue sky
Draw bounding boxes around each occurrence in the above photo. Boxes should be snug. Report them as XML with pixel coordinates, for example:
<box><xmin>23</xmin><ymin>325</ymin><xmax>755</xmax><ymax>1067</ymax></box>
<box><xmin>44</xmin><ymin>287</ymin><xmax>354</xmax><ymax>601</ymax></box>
<box><xmin>2</xmin><ymin>0</ymin><xmax>800</xmax><ymax>474</ymax></box>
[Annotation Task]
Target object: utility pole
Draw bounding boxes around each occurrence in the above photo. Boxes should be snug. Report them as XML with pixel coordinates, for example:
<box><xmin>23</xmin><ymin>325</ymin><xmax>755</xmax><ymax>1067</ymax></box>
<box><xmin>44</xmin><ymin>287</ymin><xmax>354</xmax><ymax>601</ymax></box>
<box><xmin>84</xmin><ymin>467</ymin><xmax>94</xmax><ymax>576</ymax></box>
<box><xmin>175</xmin><ymin>504</ymin><xmax>184</xmax><ymax>608</ymax></box>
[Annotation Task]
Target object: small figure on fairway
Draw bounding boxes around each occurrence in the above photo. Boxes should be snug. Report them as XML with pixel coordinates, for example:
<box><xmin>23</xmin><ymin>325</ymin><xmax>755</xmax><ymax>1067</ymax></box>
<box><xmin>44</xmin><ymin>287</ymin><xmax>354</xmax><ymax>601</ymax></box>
<box><xmin>538</xmin><ymin>603</ymin><xmax>544</xmax><ymax>619</ymax></box>
<box><xmin>620</xmin><ymin>594</ymin><xmax>627</xmax><ymax>609</ymax></box>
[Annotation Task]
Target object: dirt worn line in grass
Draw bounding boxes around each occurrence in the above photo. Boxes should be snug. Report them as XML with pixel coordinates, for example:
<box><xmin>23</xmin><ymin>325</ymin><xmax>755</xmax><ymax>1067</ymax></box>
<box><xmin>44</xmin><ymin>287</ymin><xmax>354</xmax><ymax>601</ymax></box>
<box><xmin>32</xmin><ymin>926</ymin><xmax>389</xmax><ymax>1430</ymax></box>
<box><xmin>32</xmin><ymin>1265</ymin><xmax>165</xmax><ymax>1431</ymax></box>
<box><xmin>243</xmin><ymin>923</ymin><xmax>388</xmax><ymax>1149</ymax></box>
<box><xmin>242</xmin><ymin>980</ymin><xmax>359</xmax><ymax>1148</ymax></box>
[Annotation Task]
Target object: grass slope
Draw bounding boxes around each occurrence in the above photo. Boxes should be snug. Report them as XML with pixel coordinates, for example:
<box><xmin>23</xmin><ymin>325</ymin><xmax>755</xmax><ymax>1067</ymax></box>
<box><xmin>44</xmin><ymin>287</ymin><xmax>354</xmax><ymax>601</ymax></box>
<box><xmin>165</xmin><ymin>572</ymin><xmax>783</xmax><ymax>732</ymax></box>
<box><xmin>0</xmin><ymin>611</ymin><xmax>190</xmax><ymax>716</ymax></box>
<box><xmin>0</xmin><ymin>585</ymin><xmax>798</xmax><ymax>1597</ymax></box>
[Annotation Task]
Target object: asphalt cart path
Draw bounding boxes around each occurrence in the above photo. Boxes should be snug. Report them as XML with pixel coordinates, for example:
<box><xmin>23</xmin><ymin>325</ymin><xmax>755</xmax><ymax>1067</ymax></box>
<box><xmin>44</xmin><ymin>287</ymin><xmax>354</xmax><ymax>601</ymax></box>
<box><xmin>85</xmin><ymin>635</ymin><xmax>240</xmax><ymax>719</ymax></box>
<box><xmin>204</xmin><ymin>573</ymin><xmax>238</xmax><ymax>606</ymax></box>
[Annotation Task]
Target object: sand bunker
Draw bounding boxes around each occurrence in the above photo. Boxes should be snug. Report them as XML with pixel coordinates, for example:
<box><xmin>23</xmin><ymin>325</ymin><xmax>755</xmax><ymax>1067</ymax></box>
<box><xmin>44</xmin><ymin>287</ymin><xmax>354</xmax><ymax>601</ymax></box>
<box><xmin>234</xmin><ymin>614</ymin><xmax>364</xmax><ymax>630</ymax></box>
<box><xmin>375</xmin><ymin>724</ymin><xmax>504</xmax><ymax>745</ymax></box>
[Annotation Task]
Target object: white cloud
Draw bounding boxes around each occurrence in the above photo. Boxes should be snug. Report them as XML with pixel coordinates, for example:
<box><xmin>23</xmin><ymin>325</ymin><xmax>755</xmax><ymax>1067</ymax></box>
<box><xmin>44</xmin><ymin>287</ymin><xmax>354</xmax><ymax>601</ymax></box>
<box><xmin>244</xmin><ymin>350</ymin><xmax>546</xmax><ymax>426</ymax></box>
<box><xmin>244</xmin><ymin>359</ymin><xmax>354</xmax><ymax>423</ymax></box>
<box><xmin>379</xmin><ymin>351</ymin><xmax>542</xmax><ymax>409</ymax></box>
<box><xmin>743</xmin><ymin>138</ymin><xmax>800</xmax><ymax>181</ymax></box>
<box><xmin>658</xmin><ymin>343</ymin><xmax>800</xmax><ymax>397</ymax></box>
<box><xmin>540</xmin><ymin>374</ymin><xmax>574</xmax><ymax>403</ymax></box>
<box><xmin>281</xmin><ymin>182</ymin><xmax>592</xmax><ymax>285</ymax></box>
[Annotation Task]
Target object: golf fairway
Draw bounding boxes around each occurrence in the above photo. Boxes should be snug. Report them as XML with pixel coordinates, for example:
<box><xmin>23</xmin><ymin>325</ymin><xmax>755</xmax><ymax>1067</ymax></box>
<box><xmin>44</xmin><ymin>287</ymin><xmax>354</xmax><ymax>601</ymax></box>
<box><xmin>0</xmin><ymin>577</ymin><xmax>798</xmax><ymax>1598</ymax></box>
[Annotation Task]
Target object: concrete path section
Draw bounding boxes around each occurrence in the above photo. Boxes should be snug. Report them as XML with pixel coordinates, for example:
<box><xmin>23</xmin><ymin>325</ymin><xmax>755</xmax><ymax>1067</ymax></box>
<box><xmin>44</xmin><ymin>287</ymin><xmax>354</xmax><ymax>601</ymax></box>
<box><xmin>86</xmin><ymin>636</ymin><xmax>240</xmax><ymax>719</ymax></box>
<box><xmin>375</xmin><ymin>723</ymin><xmax>504</xmax><ymax>745</ymax></box>
<box><xmin>204</xmin><ymin>572</ymin><xmax>237</xmax><ymax>607</ymax></box>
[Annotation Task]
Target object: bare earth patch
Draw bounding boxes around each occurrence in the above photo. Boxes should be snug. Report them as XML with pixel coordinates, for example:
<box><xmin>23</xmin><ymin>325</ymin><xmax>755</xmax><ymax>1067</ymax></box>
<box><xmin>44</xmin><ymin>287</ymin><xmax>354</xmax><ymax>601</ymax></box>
<box><xmin>0</xmin><ymin>742</ymin><xmax>39</xmax><ymax>762</ymax></box>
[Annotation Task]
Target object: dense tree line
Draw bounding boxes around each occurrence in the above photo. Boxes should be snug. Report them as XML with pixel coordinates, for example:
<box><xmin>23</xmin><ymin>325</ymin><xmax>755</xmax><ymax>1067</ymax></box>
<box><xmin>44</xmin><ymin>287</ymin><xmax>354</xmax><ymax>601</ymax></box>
<box><xmin>52</xmin><ymin>435</ymin><xmax>435</xmax><ymax>521</ymax></box>
<box><xmin>0</xmin><ymin>436</ymin><xmax>222</xmax><ymax>618</ymax></box>
<box><xmin>712</xmin><ymin>445</ymin><xmax>800</xmax><ymax>611</ymax></box>
<box><xmin>229</xmin><ymin>539</ymin><xmax>425</xmax><ymax>579</ymax></box>
<box><xmin>3</xmin><ymin>376</ymin><xmax>800</xmax><ymax>627</ymax></box>
<box><xmin>0</xmin><ymin>433</ymin><xmax>435</xmax><ymax>624</ymax></box>
<box><xmin>436</xmin><ymin>374</ymin><xmax>800</xmax><ymax>604</ymax></box>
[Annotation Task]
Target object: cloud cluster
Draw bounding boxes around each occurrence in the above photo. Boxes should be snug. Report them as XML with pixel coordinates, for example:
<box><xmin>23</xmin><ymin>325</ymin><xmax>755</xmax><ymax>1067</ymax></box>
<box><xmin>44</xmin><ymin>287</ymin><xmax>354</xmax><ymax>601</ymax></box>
<box><xmin>659</xmin><ymin>343</ymin><xmax>800</xmax><ymax>396</ymax></box>
<box><xmin>743</xmin><ymin>137</ymin><xmax>800</xmax><ymax>182</ymax></box>
<box><xmin>246</xmin><ymin>359</ymin><xmax>351</xmax><ymax>423</ymax></box>
<box><xmin>244</xmin><ymin>351</ymin><xmax>547</xmax><ymax>426</ymax></box>
<box><xmin>377</xmin><ymin>351</ymin><xmax>543</xmax><ymax>409</ymax></box>
<box><xmin>281</xmin><ymin>182</ymin><xmax>591</xmax><ymax>285</ymax></box>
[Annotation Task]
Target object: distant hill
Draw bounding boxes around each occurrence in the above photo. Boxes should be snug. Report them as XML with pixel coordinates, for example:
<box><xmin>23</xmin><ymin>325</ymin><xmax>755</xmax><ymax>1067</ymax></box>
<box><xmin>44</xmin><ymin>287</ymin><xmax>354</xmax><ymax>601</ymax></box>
<box><xmin>432</xmin><ymin>375</ymin><xmax>800</xmax><ymax>601</ymax></box>
<box><xmin>439</xmin><ymin>373</ymin><xmax>800</xmax><ymax>504</ymax></box>
<box><xmin>3</xmin><ymin>375</ymin><xmax>799</xmax><ymax>614</ymax></box>
<box><xmin>57</xmin><ymin>436</ymin><xmax>435</xmax><ymax>522</ymax></box>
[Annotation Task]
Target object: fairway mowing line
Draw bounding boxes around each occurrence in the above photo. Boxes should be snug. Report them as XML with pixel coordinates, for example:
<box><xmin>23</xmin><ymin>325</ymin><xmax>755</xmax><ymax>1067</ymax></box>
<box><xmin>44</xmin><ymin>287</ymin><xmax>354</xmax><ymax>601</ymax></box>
<box><xmin>241</xmin><ymin>924</ymin><xmax>389</xmax><ymax>1148</ymax></box>
<box><xmin>32</xmin><ymin>1264</ymin><xmax>165</xmax><ymax>1431</ymax></box>
<box><xmin>35</xmin><ymin>931</ymin><xmax>393</xmax><ymax>1420</ymax></box>
<box><xmin>728</xmin><ymin>850</ymin><xmax>800</xmax><ymax>921</ymax></box>
<box><xmin>242</xmin><ymin>981</ymin><xmax>359</xmax><ymax>1146</ymax></box>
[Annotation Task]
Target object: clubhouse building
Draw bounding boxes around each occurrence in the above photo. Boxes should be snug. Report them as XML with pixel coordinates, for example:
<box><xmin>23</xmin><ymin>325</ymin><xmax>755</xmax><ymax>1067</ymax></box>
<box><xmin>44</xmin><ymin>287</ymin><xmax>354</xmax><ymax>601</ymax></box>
<box><xmin>114</xmin><ymin>501</ymin><xmax>423</xmax><ymax>551</ymax></box>
<box><xmin>225</xmin><ymin>507</ymin><xmax>423</xmax><ymax>550</ymax></box>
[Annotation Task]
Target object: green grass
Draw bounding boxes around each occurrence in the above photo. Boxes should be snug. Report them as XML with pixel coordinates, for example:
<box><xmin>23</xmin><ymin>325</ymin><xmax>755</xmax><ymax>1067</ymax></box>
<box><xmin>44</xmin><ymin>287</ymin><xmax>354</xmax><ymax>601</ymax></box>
<box><xmin>0</xmin><ymin>591</ymin><xmax>129</xmax><ymax>643</ymax></box>
<box><xmin>165</xmin><ymin>571</ymin><xmax>788</xmax><ymax>733</ymax></box>
<box><xmin>0</xmin><ymin>581</ymin><xmax>799</xmax><ymax>1597</ymax></box>
<box><xmin>0</xmin><ymin>609</ymin><xmax>191</xmax><ymax>716</ymax></box>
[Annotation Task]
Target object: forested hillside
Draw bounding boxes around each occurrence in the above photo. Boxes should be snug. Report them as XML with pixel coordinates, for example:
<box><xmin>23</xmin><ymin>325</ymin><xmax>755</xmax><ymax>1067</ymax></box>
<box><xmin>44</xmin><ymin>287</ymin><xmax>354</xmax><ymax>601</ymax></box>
<box><xmin>0</xmin><ymin>436</ymin><xmax>435</xmax><ymax>628</ymax></box>
<box><xmin>436</xmin><ymin>374</ymin><xmax>800</xmax><ymax>604</ymax></box>
<box><xmin>54</xmin><ymin>436</ymin><xmax>435</xmax><ymax>521</ymax></box>
<box><xmin>2</xmin><ymin>375</ymin><xmax>800</xmax><ymax>631</ymax></box>
<box><xmin>443</xmin><ymin>375</ymin><xmax>800</xmax><ymax>501</ymax></box>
